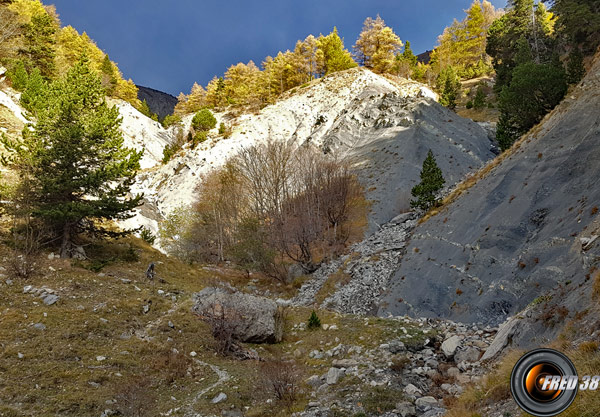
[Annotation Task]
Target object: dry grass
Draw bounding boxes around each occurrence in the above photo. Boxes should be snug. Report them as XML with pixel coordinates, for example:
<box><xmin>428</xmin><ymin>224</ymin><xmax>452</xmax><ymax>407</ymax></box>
<box><xmin>0</xmin><ymin>225</ymin><xmax>436</xmax><ymax>416</ymax></box>
<box><xmin>444</xmin><ymin>350</ymin><xmax>522</xmax><ymax>417</ymax></box>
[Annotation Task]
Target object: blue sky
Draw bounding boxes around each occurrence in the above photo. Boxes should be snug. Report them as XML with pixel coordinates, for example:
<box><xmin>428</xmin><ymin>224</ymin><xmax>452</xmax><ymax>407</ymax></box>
<box><xmin>50</xmin><ymin>0</ymin><xmax>507</xmax><ymax>96</ymax></box>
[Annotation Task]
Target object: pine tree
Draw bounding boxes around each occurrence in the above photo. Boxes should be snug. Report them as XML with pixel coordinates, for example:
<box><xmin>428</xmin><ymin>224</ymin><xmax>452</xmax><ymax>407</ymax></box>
<box><xmin>402</xmin><ymin>41</ymin><xmax>418</xmax><ymax>68</ymax></box>
<box><xmin>100</xmin><ymin>54</ymin><xmax>118</xmax><ymax>94</ymax></box>
<box><xmin>473</xmin><ymin>84</ymin><xmax>487</xmax><ymax>109</ymax></box>
<box><xmin>315</xmin><ymin>27</ymin><xmax>356</xmax><ymax>76</ymax></box>
<box><xmin>566</xmin><ymin>47</ymin><xmax>585</xmax><ymax>84</ymax></box>
<box><xmin>436</xmin><ymin>66</ymin><xmax>461</xmax><ymax>110</ymax></box>
<box><xmin>21</xmin><ymin>11</ymin><xmax>57</xmax><ymax>78</ymax></box>
<box><xmin>496</xmin><ymin>60</ymin><xmax>567</xmax><ymax>150</ymax></box>
<box><xmin>410</xmin><ymin>150</ymin><xmax>445</xmax><ymax>211</ymax></box>
<box><xmin>1</xmin><ymin>55</ymin><xmax>143</xmax><ymax>258</ymax></box>
<box><xmin>307</xmin><ymin>311</ymin><xmax>321</xmax><ymax>330</ymax></box>
<box><xmin>192</xmin><ymin>109</ymin><xmax>217</xmax><ymax>131</ymax></box>
<box><xmin>138</xmin><ymin>99</ymin><xmax>158</xmax><ymax>121</ymax></box>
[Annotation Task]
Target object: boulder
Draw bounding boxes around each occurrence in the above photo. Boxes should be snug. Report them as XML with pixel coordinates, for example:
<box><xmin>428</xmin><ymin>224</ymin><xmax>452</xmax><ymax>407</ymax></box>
<box><xmin>415</xmin><ymin>396</ymin><xmax>438</xmax><ymax>411</ymax></box>
<box><xmin>192</xmin><ymin>287</ymin><xmax>283</xmax><ymax>343</ymax></box>
<box><xmin>388</xmin><ymin>339</ymin><xmax>406</xmax><ymax>353</ymax></box>
<box><xmin>481</xmin><ymin>315</ymin><xmax>520</xmax><ymax>361</ymax></box>
<box><xmin>441</xmin><ymin>335</ymin><xmax>461</xmax><ymax>358</ymax></box>
<box><xmin>326</xmin><ymin>367</ymin><xmax>345</xmax><ymax>385</ymax></box>
<box><xmin>455</xmin><ymin>346</ymin><xmax>480</xmax><ymax>363</ymax></box>
<box><xmin>395</xmin><ymin>401</ymin><xmax>417</xmax><ymax>417</ymax></box>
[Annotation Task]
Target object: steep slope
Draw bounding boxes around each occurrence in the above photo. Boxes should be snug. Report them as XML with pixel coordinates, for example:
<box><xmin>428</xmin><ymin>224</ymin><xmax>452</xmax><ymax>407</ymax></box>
<box><xmin>136</xmin><ymin>85</ymin><xmax>177</xmax><ymax>119</ymax></box>
<box><xmin>379</xmin><ymin>53</ymin><xmax>600</xmax><ymax>327</ymax></box>
<box><xmin>126</xmin><ymin>68</ymin><xmax>494</xmax><ymax>238</ymax></box>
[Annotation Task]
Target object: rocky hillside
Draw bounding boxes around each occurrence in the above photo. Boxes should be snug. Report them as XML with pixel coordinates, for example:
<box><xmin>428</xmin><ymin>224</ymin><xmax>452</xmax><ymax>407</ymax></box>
<box><xmin>124</xmin><ymin>67</ymin><xmax>494</xmax><ymax>239</ymax></box>
<box><xmin>377</xmin><ymin>52</ymin><xmax>600</xmax><ymax>331</ymax></box>
<box><xmin>136</xmin><ymin>85</ymin><xmax>178</xmax><ymax>119</ymax></box>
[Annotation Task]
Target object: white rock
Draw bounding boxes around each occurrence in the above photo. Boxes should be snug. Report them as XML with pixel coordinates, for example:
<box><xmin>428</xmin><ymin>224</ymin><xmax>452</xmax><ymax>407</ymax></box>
<box><xmin>326</xmin><ymin>367</ymin><xmax>345</xmax><ymax>385</ymax></box>
<box><xmin>211</xmin><ymin>392</ymin><xmax>227</xmax><ymax>404</ymax></box>
<box><xmin>441</xmin><ymin>335</ymin><xmax>462</xmax><ymax>358</ymax></box>
<box><xmin>96</xmin><ymin>356</ymin><xmax>106</xmax><ymax>362</ymax></box>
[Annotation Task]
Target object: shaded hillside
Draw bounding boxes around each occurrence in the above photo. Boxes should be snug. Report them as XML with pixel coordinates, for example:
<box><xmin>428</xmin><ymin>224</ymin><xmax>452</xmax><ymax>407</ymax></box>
<box><xmin>379</xmin><ymin>52</ymin><xmax>600</xmax><ymax>327</ymax></box>
<box><xmin>136</xmin><ymin>85</ymin><xmax>177</xmax><ymax>119</ymax></box>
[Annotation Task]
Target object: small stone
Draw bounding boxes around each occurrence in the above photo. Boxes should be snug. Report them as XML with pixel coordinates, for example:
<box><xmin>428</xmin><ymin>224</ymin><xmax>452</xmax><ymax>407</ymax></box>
<box><xmin>455</xmin><ymin>346</ymin><xmax>480</xmax><ymax>363</ymax></box>
<box><xmin>328</xmin><ymin>324</ymin><xmax>338</xmax><ymax>330</ymax></box>
<box><xmin>33</xmin><ymin>323</ymin><xmax>46</xmax><ymax>330</ymax></box>
<box><xmin>415</xmin><ymin>396</ymin><xmax>438</xmax><ymax>410</ymax></box>
<box><xmin>190</xmin><ymin>351</ymin><xmax>197</xmax><ymax>357</ymax></box>
<box><xmin>211</xmin><ymin>392</ymin><xmax>227</xmax><ymax>404</ymax></box>
<box><xmin>322</xmin><ymin>324</ymin><xmax>329</xmax><ymax>330</ymax></box>
<box><xmin>23</xmin><ymin>285</ymin><xmax>33</xmax><ymax>294</ymax></box>
<box><xmin>158</xmin><ymin>289</ymin><xmax>165</xmax><ymax>295</ymax></box>
<box><xmin>5</xmin><ymin>279</ymin><xmax>13</xmax><ymax>285</ymax></box>
<box><xmin>306</xmin><ymin>375</ymin><xmax>321</xmax><ymax>388</ymax></box>
<box><xmin>43</xmin><ymin>294</ymin><xmax>59</xmax><ymax>306</ymax></box>
<box><xmin>47</xmin><ymin>253</ymin><xmax>55</xmax><ymax>260</ymax></box>
<box><xmin>332</xmin><ymin>358</ymin><xmax>358</xmax><ymax>367</ymax></box>
<box><xmin>404</xmin><ymin>383</ymin><xmax>422</xmax><ymax>396</ymax></box>
<box><xmin>168</xmin><ymin>321</ymin><xmax>174</xmax><ymax>328</ymax></box>
<box><xmin>326</xmin><ymin>367</ymin><xmax>345</xmax><ymax>385</ymax></box>
<box><xmin>96</xmin><ymin>356</ymin><xmax>106</xmax><ymax>362</ymax></box>
<box><xmin>388</xmin><ymin>339</ymin><xmax>406</xmax><ymax>353</ymax></box>
<box><xmin>447</xmin><ymin>367</ymin><xmax>461</xmax><ymax>378</ymax></box>
<box><xmin>17</xmin><ymin>352</ymin><xmax>24</xmax><ymax>359</ymax></box>
<box><xmin>396</xmin><ymin>401</ymin><xmax>416</xmax><ymax>417</ymax></box>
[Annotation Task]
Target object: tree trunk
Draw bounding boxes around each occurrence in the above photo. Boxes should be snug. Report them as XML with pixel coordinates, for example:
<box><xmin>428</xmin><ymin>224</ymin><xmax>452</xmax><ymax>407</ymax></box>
<box><xmin>60</xmin><ymin>223</ymin><xmax>71</xmax><ymax>258</ymax></box>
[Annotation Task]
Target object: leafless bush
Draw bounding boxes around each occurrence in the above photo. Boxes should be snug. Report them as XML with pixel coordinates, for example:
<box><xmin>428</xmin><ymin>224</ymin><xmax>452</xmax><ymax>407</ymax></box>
<box><xmin>114</xmin><ymin>376</ymin><xmax>157</xmax><ymax>417</ymax></box>
<box><xmin>167</xmin><ymin>140</ymin><xmax>364</xmax><ymax>276</ymax></box>
<box><xmin>202</xmin><ymin>301</ymin><xmax>241</xmax><ymax>356</ymax></box>
<box><xmin>6</xmin><ymin>180</ymin><xmax>48</xmax><ymax>278</ymax></box>
<box><xmin>150</xmin><ymin>347</ymin><xmax>192</xmax><ymax>385</ymax></box>
<box><xmin>260</xmin><ymin>359</ymin><xmax>301</xmax><ymax>406</ymax></box>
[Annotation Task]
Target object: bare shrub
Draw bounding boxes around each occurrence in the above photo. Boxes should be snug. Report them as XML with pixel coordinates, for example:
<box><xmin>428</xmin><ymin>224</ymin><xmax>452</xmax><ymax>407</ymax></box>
<box><xmin>6</xmin><ymin>180</ymin><xmax>48</xmax><ymax>278</ymax></box>
<box><xmin>164</xmin><ymin>140</ymin><xmax>364</xmax><ymax>277</ymax></box>
<box><xmin>114</xmin><ymin>376</ymin><xmax>157</xmax><ymax>417</ymax></box>
<box><xmin>260</xmin><ymin>359</ymin><xmax>301</xmax><ymax>407</ymax></box>
<box><xmin>150</xmin><ymin>347</ymin><xmax>192</xmax><ymax>384</ymax></box>
<box><xmin>202</xmin><ymin>301</ymin><xmax>241</xmax><ymax>356</ymax></box>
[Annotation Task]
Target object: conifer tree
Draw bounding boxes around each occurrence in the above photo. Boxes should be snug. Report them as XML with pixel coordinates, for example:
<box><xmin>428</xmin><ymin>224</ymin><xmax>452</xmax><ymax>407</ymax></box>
<box><xmin>436</xmin><ymin>66</ymin><xmax>461</xmax><ymax>110</ymax></box>
<box><xmin>307</xmin><ymin>311</ymin><xmax>321</xmax><ymax>330</ymax></box>
<box><xmin>1</xmin><ymin>55</ymin><xmax>143</xmax><ymax>258</ymax></box>
<box><xmin>100</xmin><ymin>53</ymin><xmax>118</xmax><ymax>94</ymax></box>
<box><xmin>410</xmin><ymin>150</ymin><xmax>445</xmax><ymax>211</ymax></box>
<box><xmin>402</xmin><ymin>41</ymin><xmax>418</xmax><ymax>68</ymax></box>
<box><xmin>566</xmin><ymin>47</ymin><xmax>585</xmax><ymax>84</ymax></box>
<box><xmin>315</xmin><ymin>27</ymin><xmax>356</xmax><ymax>75</ymax></box>
<box><xmin>21</xmin><ymin>10</ymin><xmax>57</xmax><ymax>78</ymax></box>
<box><xmin>353</xmin><ymin>15</ymin><xmax>402</xmax><ymax>72</ymax></box>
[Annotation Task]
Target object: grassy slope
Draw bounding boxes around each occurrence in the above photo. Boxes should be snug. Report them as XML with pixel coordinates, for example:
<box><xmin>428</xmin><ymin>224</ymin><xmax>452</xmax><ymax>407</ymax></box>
<box><xmin>0</xmin><ymin>232</ymin><xmax>431</xmax><ymax>417</ymax></box>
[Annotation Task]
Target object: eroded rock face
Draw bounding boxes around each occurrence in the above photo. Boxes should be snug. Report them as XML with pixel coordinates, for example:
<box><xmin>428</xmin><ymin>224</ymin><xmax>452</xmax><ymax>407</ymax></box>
<box><xmin>379</xmin><ymin>51</ymin><xmax>600</xmax><ymax>326</ymax></box>
<box><xmin>121</xmin><ymin>68</ymin><xmax>493</xmax><ymax>243</ymax></box>
<box><xmin>192</xmin><ymin>287</ymin><xmax>284</xmax><ymax>343</ymax></box>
